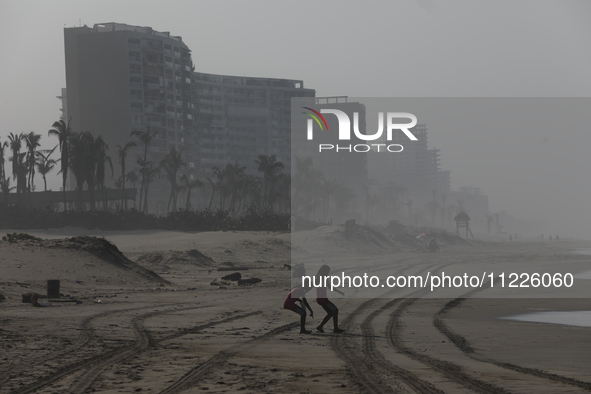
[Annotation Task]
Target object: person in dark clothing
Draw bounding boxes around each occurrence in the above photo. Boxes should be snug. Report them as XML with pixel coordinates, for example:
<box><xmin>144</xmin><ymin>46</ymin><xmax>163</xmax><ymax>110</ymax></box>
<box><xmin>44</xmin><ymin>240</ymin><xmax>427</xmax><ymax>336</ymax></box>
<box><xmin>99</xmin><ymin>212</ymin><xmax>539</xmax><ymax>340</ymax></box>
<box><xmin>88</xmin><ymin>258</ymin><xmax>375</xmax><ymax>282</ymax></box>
<box><xmin>284</xmin><ymin>286</ymin><xmax>314</xmax><ymax>334</ymax></box>
<box><xmin>315</xmin><ymin>265</ymin><xmax>345</xmax><ymax>334</ymax></box>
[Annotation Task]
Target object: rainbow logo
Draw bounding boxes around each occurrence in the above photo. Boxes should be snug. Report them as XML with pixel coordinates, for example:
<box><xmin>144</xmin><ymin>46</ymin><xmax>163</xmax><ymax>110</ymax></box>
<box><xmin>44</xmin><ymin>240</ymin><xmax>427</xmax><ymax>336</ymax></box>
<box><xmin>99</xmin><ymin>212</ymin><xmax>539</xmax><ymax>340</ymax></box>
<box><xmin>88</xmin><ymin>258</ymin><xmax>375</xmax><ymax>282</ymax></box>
<box><xmin>302</xmin><ymin>107</ymin><xmax>329</xmax><ymax>131</ymax></box>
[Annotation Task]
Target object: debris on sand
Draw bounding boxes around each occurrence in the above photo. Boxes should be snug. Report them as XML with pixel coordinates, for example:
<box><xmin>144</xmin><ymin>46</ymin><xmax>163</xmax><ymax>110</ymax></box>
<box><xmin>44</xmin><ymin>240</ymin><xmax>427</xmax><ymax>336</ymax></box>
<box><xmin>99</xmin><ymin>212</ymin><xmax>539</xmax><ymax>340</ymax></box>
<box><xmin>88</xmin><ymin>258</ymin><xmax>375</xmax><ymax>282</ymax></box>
<box><xmin>221</xmin><ymin>272</ymin><xmax>241</xmax><ymax>281</ymax></box>
<box><xmin>210</xmin><ymin>279</ymin><xmax>232</xmax><ymax>286</ymax></box>
<box><xmin>30</xmin><ymin>294</ymin><xmax>52</xmax><ymax>307</ymax></box>
<box><xmin>390</xmin><ymin>230</ymin><xmax>469</xmax><ymax>250</ymax></box>
<box><xmin>238</xmin><ymin>278</ymin><xmax>262</xmax><ymax>286</ymax></box>
<box><xmin>22</xmin><ymin>292</ymin><xmax>42</xmax><ymax>303</ymax></box>
<box><xmin>217</xmin><ymin>267</ymin><xmax>250</xmax><ymax>272</ymax></box>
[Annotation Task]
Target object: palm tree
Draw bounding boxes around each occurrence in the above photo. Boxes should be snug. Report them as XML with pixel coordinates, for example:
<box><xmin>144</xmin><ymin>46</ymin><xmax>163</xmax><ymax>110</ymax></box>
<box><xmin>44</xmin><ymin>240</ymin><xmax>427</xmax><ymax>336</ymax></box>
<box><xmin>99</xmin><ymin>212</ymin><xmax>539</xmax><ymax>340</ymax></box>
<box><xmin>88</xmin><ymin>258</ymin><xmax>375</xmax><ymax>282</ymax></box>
<box><xmin>7</xmin><ymin>132</ymin><xmax>25</xmax><ymax>200</ymax></box>
<box><xmin>179</xmin><ymin>173</ymin><xmax>202</xmax><ymax>211</ymax></box>
<box><xmin>320</xmin><ymin>179</ymin><xmax>338</xmax><ymax>221</ymax></box>
<box><xmin>140</xmin><ymin>160</ymin><xmax>159</xmax><ymax>214</ymax></box>
<box><xmin>136</xmin><ymin>156</ymin><xmax>149</xmax><ymax>212</ymax></box>
<box><xmin>80</xmin><ymin>132</ymin><xmax>97</xmax><ymax>210</ymax></box>
<box><xmin>269</xmin><ymin>172</ymin><xmax>290</xmax><ymax>214</ymax></box>
<box><xmin>93</xmin><ymin>136</ymin><xmax>112</xmax><ymax>210</ymax></box>
<box><xmin>160</xmin><ymin>147</ymin><xmax>185</xmax><ymax>212</ymax></box>
<box><xmin>205</xmin><ymin>177</ymin><xmax>217</xmax><ymax>210</ymax></box>
<box><xmin>116</xmin><ymin>141</ymin><xmax>136</xmax><ymax>209</ymax></box>
<box><xmin>35</xmin><ymin>146</ymin><xmax>58</xmax><ymax>192</ymax></box>
<box><xmin>131</xmin><ymin>128</ymin><xmax>157</xmax><ymax>212</ymax></box>
<box><xmin>486</xmin><ymin>214</ymin><xmax>494</xmax><ymax>235</ymax></box>
<box><xmin>126</xmin><ymin>170</ymin><xmax>139</xmax><ymax>208</ymax></box>
<box><xmin>333</xmin><ymin>183</ymin><xmax>355</xmax><ymax>222</ymax></box>
<box><xmin>67</xmin><ymin>132</ymin><xmax>88</xmax><ymax>210</ymax></box>
<box><xmin>24</xmin><ymin>132</ymin><xmax>41</xmax><ymax>194</ymax></box>
<box><xmin>241</xmin><ymin>175</ymin><xmax>262</xmax><ymax>213</ymax></box>
<box><xmin>211</xmin><ymin>165</ymin><xmax>227</xmax><ymax>210</ymax></box>
<box><xmin>0</xmin><ymin>139</ymin><xmax>7</xmax><ymax>189</ymax></box>
<box><xmin>224</xmin><ymin>162</ymin><xmax>246</xmax><ymax>214</ymax></box>
<box><xmin>0</xmin><ymin>177</ymin><xmax>15</xmax><ymax>206</ymax></box>
<box><xmin>255</xmin><ymin>154</ymin><xmax>284</xmax><ymax>211</ymax></box>
<box><xmin>49</xmin><ymin>119</ymin><xmax>72</xmax><ymax>211</ymax></box>
<box><xmin>293</xmin><ymin>156</ymin><xmax>323</xmax><ymax>219</ymax></box>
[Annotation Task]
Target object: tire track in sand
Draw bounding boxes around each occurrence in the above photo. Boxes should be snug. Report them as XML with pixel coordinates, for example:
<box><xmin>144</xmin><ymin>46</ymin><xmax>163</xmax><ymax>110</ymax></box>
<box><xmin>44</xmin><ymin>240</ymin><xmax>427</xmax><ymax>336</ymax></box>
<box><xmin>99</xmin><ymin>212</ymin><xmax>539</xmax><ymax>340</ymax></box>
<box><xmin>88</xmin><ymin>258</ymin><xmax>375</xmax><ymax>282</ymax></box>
<box><xmin>12</xmin><ymin>305</ymin><xmax>260</xmax><ymax>394</ymax></box>
<box><xmin>159</xmin><ymin>321</ymin><xmax>298</xmax><ymax>394</ymax></box>
<box><xmin>434</xmin><ymin>287</ymin><xmax>591</xmax><ymax>391</ymax></box>
<box><xmin>331</xmin><ymin>259</ymin><xmax>446</xmax><ymax>393</ymax></box>
<box><xmin>1</xmin><ymin>303</ymin><xmax>177</xmax><ymax>389</ymax></box>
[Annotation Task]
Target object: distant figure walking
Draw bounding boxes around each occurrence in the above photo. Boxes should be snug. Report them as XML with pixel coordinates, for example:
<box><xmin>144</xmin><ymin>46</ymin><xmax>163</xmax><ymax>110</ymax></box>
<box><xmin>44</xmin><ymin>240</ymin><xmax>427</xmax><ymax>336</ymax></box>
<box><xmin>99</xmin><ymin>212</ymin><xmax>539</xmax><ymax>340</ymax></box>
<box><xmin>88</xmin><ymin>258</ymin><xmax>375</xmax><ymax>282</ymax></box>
<box><xmin>289</xmin><ymin>215</ymin><xmax>297</xmax><ymax>231</ymax></box>
<box><xmin>284</xmin><ymin>287</ymin><xmax>314</xmax><ymax>334</ymax></box>
<box><xmin>428</xmin><ymin>238</ymin><xmax>440</xmax><ymax>252</ymax></box>
<box><xmin>315</xmin><ymin>265</ymin><xmax>345</xmax><ymax>334</ymax></box>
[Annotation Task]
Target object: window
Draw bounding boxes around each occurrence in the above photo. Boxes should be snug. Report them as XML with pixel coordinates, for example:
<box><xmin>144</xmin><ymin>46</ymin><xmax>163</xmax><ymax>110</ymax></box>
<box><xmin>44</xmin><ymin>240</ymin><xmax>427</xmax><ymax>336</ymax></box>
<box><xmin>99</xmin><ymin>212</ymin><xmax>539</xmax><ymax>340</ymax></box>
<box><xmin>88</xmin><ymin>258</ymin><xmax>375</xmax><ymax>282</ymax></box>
<box><xmin>130</xmin><ymin>90</ymin><xmax>142</xmax><ymax>100</ymax></box>
<box><xmin>129</xmin><ymin>76</ymin><xmax>142</xmax><ymax>87</ymax></box>
<box><xmin>145</xmin><ymin>53</ymin><xmax>159</xmax><ymax>63</ymax></box>
<box><xmin>128</xmin><ymin>51</ymin><xmax>141</xmax><ymax>62</ymax></box>
<box><xmin>128</xmin><ymin>38</ymin><xmax>140</xmax><ymax>48</ymax></box>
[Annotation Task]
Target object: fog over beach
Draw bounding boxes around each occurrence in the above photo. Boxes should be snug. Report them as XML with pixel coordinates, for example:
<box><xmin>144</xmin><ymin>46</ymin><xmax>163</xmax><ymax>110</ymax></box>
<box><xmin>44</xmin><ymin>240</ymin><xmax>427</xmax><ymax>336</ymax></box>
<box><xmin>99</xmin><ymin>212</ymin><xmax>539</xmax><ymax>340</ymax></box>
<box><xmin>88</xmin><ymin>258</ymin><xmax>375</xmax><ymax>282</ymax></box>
<box><xmin>2</xmin><ymin>1</ymin><xmax>591</xmax><ymax>238</ymax></box>
<box><xmin>2</xmin><ymin>2</ymin><xmax>591</xmax><ymax>393</ymax></box>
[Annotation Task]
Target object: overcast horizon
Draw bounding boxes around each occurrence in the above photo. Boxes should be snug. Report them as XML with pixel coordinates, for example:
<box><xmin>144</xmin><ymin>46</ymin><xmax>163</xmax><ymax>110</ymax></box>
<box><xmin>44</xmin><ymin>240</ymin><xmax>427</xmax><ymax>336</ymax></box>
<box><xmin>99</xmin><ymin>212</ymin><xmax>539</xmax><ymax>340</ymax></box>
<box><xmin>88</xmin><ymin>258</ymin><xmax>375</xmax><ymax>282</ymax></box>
<box><xmin>1</xmin><ymin>1</ymin><xmax>591</xmax><ymax>238</ymax></box>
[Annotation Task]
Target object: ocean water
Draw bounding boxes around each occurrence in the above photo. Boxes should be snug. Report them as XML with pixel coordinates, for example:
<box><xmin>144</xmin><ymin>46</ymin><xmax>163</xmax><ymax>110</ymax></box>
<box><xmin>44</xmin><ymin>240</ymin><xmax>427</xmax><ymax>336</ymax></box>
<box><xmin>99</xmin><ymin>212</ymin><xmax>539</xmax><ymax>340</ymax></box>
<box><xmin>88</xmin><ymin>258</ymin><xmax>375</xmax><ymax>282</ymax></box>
<box><xmin>501</xmin><ymin>311</ymin><xmax>591</xmax><ymax>327</ymax></box>
<box><xmin>571</xmin><ymin>248</ymin><xmax>591</xmax><ymax>255</ymax></box>
<box><xmin>570</xmin><ymin>249</ymin><xmax>591</xmax><ymax>279</ymax></box>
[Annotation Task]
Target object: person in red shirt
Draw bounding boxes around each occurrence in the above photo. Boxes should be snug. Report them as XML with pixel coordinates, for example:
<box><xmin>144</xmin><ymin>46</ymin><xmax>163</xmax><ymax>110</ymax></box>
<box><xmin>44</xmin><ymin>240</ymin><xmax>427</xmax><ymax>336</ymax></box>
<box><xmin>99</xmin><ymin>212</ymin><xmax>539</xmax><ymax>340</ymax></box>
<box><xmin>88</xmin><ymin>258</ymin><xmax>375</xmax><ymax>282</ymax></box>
<box><xmin>315</xmin><ymin>265</ymin><xmax>345</xmax><ymax>333</ymax></box>
<box><xmin>284</xmin><ymin>286</ymin><xmax>314</xmax><ymax>334</ymax></box>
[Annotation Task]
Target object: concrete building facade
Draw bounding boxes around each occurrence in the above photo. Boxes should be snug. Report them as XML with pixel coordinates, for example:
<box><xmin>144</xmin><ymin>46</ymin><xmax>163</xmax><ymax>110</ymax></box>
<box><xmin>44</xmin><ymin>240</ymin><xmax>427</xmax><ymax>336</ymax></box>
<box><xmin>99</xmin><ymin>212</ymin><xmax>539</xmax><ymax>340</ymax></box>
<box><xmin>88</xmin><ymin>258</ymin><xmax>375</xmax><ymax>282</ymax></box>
<box><xmin>193</xmin><ymin>72</ymin><xmax>314</xmax><ymax>177</ymax></box>
<box><xmin>63</xmin><ymin>22</ymin><xmax>314</xmax><ymax>212</ymax></box>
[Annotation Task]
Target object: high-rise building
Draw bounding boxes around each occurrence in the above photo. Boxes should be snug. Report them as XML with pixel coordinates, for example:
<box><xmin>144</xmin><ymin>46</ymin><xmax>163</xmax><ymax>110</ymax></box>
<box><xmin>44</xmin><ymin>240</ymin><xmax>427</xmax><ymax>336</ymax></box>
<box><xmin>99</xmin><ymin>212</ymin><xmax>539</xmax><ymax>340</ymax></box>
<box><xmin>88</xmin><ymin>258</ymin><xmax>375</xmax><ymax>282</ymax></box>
<box><xmin>193</xmin><ymin>72</ymin><xmax>313</xmax><ymax>178</ymax></box>
<box><xmin>64</xmin><ymin>23</ymin><xmax>196</xmax><ymax>200</ymax></box>
<box><xmin>371</xmin><ymin>124</ymin><xmax>447</xmax><ymax>205</ymax></box>
<box><xmin>63</xmin><ymin>22</ymin><xmax>314</xmax><ymax>212</ymax></box>
<box><xmin>291</xmin><ymin>96</ymin><xmax>369</xmax><ymax>222</ymax></box>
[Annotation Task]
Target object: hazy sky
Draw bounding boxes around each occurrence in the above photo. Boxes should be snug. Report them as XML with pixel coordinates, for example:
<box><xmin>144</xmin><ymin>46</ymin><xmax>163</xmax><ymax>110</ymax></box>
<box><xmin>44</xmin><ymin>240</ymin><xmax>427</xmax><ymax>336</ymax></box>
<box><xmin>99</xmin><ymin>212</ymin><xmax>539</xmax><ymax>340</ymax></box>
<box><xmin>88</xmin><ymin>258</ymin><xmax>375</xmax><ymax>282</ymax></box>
<box><xmin>1</xmin><ymin>1</ymin><xmax>590</xmax><ymax>237</ymax></box>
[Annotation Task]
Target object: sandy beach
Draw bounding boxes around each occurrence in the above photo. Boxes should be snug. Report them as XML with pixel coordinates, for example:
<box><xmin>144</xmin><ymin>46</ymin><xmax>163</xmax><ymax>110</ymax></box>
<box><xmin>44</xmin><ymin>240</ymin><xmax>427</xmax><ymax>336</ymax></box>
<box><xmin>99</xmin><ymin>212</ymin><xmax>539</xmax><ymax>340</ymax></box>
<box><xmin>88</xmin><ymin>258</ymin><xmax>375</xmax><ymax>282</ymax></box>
<box><xmin>1</xmin><ymin>227</ymin><xmax>591</xmax><ymax>393</ymax></box>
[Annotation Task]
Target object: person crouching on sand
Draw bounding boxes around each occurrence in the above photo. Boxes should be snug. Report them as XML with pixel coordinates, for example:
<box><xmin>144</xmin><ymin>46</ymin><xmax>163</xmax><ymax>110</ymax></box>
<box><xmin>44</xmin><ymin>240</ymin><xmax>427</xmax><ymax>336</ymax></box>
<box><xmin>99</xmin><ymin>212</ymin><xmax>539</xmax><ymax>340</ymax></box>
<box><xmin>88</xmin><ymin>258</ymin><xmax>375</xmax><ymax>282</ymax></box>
<box><xmin>284</xmin><ymin>287</ymin><xmax>314</xmax><ymax>334</ymax></box>
<box><xmin>315</xmin><ymin>265</ymin><xmax>345</xmax><ymax>334</ymax></box>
